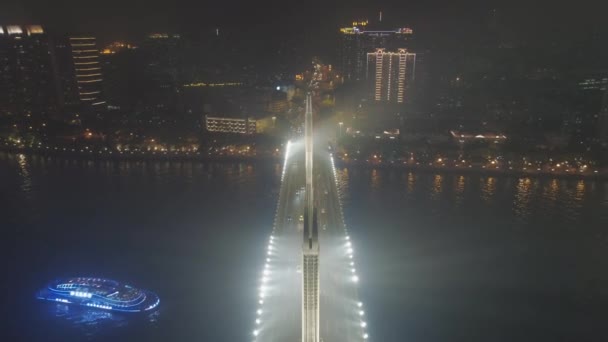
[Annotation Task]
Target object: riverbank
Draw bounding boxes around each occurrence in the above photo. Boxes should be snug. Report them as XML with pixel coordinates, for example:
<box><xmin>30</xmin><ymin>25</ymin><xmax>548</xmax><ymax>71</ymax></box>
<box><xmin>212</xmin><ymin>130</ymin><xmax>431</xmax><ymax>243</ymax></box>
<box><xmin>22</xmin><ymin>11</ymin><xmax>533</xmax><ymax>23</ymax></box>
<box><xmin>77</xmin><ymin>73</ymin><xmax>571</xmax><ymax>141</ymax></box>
<box><xmin>334</xmin><ymin>159</ymin><xmax>608</xmax><ymax>181</ymax></box>
<box><xmin>2</xmin><ymin>143</ymin><xmax>606</xmax><ymax>180</ymax></box>
<box><xmin>0</xmin><ymin>143</ymin><xmax>280</xmax><ymax>163</ymax></box>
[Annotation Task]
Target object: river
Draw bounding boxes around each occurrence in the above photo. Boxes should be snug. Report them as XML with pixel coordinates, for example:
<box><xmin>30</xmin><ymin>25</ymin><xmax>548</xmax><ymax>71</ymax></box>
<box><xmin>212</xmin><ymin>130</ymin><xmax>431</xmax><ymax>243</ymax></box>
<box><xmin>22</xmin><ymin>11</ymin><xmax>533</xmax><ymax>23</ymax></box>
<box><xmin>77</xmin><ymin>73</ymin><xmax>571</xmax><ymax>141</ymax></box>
<box><xmin>1</xmin><ymin>152</ymin><xmax>607</xmax><ymax>341</ymax></box>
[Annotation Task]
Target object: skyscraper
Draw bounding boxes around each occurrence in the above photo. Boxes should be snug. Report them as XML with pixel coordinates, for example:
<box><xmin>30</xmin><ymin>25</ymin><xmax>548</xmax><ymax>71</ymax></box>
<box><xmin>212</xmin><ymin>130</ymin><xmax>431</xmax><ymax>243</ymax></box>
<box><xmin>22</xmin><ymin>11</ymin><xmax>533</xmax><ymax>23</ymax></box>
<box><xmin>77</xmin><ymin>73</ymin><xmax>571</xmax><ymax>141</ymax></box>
<box><xmin>68</xmin><ymin>36</ymin><xmax>106</xmax><ymax>111</ymax></box>
<box><xmin>139</xmin><ymin>33</ymin><xmax>182</xmax><ymax>116</ymax></box>
<box><xmin>366</xmin><ymin>48</ymin><xmax>416</xmax><ymax>104</ymax></box>
<box><xmin>598</xmin><ymin>87</ymin><xmax>608</xmax><ymax>142</ymax></box>
<box><xmin>339</xmin><ymin>21</ymin><xmax>414</xmax><ymax>82</ymax></box>
<box><xmin>0</xmin><ymin>25</ymin><xmax>57</xmax><ymax>118</ymax></box>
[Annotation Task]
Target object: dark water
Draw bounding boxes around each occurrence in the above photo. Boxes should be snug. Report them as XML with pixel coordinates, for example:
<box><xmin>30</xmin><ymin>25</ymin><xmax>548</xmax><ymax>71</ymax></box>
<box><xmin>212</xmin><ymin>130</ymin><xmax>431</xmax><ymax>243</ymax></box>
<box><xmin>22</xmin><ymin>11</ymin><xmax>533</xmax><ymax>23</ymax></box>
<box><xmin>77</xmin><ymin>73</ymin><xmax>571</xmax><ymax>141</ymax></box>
<box><xmin>1</xmin><ymin>153</ymin><xmax>608</xmax><ymax>341</ymax></box>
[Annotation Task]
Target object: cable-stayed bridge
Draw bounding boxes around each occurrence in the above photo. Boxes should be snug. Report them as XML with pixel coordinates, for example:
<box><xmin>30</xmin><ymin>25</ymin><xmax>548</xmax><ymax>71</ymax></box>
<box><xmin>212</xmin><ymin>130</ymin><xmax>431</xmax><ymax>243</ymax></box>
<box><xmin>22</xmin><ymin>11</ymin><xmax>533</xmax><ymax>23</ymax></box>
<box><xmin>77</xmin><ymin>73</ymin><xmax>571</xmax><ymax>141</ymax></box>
<box><xmin>252</xmin><ymin>94</ymin><xmax>370</xmax><ymax>341</ymax></box>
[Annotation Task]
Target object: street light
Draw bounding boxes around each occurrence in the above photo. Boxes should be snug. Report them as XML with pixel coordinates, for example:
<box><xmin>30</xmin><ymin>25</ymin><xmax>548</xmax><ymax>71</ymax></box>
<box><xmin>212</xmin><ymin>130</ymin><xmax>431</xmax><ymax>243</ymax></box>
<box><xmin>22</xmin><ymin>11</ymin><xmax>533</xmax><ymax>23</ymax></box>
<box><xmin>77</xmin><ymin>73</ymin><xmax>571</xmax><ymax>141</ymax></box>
<box><xmin>338</xmin><ymin>122</ymin><xmax>344</xmax><ymax>138</ymax></box>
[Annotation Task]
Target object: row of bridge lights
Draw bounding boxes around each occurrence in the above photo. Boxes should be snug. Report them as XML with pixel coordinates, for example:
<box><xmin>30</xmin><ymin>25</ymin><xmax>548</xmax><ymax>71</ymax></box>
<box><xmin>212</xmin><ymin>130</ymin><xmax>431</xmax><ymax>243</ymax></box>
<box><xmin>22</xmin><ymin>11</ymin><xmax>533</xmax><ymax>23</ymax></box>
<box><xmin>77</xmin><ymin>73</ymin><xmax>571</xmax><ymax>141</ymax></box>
<box><xmin>254</xmin><ymin>235</ymin><xmax>275</xmax><ymax>338</ymax></box>
<box><xmin>254</xmin><ymin>140</ymin><xmax>291</xmax><ymax>339</ymax></box>
<box><xmin>332</xmin><ymin>153</ymin><xmax>369</xmax><ymax>341</ymax></box>
<box><xmin>253</xmin><ymin>149</ymin><xmax>369</xmax><ymax>339</ymax></box>
<box><xmin>346</xmin><ymin>235</ymin><xmax>368</xmax><ymax>339</ymax></box>
<box><xmin>281</xmin><ymin>140</ymin><xmax>291</xmax><ymax>182</ymax></box>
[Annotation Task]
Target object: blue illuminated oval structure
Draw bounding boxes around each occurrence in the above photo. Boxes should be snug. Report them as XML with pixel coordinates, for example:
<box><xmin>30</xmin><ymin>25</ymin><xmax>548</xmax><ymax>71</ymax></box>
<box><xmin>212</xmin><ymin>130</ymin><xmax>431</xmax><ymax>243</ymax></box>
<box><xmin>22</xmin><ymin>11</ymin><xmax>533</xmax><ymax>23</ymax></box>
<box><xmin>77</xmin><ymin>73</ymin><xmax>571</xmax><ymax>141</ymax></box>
<box><xmin>36</xmin><ymin>277</ymin><xmax>160</xmax><ymax>313</ymax></box>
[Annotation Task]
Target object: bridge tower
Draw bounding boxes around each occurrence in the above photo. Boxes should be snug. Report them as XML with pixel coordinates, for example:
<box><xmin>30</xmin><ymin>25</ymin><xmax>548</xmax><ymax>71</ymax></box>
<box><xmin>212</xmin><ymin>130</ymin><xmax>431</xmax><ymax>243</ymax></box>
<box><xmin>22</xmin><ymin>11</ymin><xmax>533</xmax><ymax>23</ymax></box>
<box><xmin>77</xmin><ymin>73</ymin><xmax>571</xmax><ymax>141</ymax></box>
<box><xmin>302</xmin><ymin>93</ymin><xmax>320</xmax><ymax>342</ymax></box>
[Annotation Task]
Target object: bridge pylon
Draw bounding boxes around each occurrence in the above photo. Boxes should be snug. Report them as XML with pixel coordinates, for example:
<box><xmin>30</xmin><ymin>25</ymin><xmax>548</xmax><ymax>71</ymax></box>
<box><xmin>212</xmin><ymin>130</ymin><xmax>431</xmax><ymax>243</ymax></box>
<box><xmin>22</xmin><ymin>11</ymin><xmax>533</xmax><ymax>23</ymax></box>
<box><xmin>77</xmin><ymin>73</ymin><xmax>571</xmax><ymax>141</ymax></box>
<box><xmin>302</xmin><ymin>92</ymin><xmax>320</xmax><ymax>342</ymax></box>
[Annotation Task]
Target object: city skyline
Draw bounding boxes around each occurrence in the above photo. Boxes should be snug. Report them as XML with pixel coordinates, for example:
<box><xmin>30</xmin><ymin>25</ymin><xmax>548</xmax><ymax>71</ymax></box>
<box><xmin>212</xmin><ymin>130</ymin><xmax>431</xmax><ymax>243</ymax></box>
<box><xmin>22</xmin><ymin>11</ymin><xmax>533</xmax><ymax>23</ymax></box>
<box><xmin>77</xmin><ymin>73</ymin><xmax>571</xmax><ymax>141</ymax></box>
<box><xmin>2</xmin><ymin>2</ymin><xmax>608</xmax><ymax>342</ymax></box>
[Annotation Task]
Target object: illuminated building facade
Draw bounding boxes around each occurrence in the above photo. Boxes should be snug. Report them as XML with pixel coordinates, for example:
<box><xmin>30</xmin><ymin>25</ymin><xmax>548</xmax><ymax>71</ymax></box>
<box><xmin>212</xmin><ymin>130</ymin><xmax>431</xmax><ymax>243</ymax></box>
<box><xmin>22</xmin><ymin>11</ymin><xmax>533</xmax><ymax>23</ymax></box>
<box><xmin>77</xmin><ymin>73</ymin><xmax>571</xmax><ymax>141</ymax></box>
<box><xmin>366</xmin><ymin>48</ymin><xmax>416</xmax><ymax>104</ymax></box>
<box><xmin>339</xmin><ymin>21</ymin><xmax>413</xmax><ymax>82</ymax></box>
<box><xmin>69</xmin><ymin>37</ymin><xmax>105</xmax><ymax>110</ymax></box>
<box><xmin>0</xmin><ymin>25</ymin><xmax>57</xmax><ymax>117</ymax></box>
<box><xmin>205</xmin><ymin>116</ymin><xmax>257</xmax><ymax>134</ymax></box>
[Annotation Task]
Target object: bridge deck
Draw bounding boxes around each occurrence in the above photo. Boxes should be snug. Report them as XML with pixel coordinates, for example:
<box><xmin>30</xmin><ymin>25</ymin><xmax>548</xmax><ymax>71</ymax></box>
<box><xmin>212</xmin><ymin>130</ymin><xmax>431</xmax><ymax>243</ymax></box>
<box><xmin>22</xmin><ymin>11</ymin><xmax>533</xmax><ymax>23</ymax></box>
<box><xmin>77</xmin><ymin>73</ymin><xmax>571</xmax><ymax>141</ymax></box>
<box><xmin>255</xmin><ymin>142</ymin><xmax>367</xmax><ymax>341</ymax></box>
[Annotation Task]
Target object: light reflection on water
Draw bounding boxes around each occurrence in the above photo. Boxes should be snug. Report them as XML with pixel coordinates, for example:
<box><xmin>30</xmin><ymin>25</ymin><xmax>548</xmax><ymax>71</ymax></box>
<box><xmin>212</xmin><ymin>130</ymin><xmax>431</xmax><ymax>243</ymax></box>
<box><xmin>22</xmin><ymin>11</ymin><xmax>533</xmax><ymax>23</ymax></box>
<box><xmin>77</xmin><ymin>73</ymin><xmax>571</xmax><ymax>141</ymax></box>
<box><xmin>45</xmin><ymin>303</ymin><xmax>160</xmax><ymax>338</ymax></box>
<box><xmin>1</xmin><ymin>152</ymin><xmax>280</xmax><ymax>342</ymax></box>
<box><xmin>2</xmin><ymin>153</ymin><xmax>607</xmax><ymax>342</ymax></box>
<box><xmin>454</xmin><ymin>175</ymin><xmax>466</xmax><ymax>206</ymax></box>
<box><xmin>575</xmin><ymin>180</ymin><xmax>586</xmax><ymax>203</ymax></box>
<box><xmin>514</xmin><ymin>177</ymin><xmax>533</xmax><ymax>220</ymax></box>
<box><xmin>431</xmin><ymin>174</ymin><xmax>443</xmax><ymax>200</ymax></box>
<box><xmin>335</xmin><ymin>166</ymin><xmax>608</xmax><ymax>342</ymax></box>
<box><xmin>370</xmin><ymin>169</ymin><xmax>381</xmax><ymax>193</ymax></box>
<box><xmin>332</xmin><ymin>167</ymin><xmax>604</xmax><ymax>224</ymax></box>
<box><xmin>480</xmin><ymin>176</ymin><xmax>496</xmax><ymax>204</ymax></box>
<box><xmin>406</xmin><ymin>172</ymin><xmax>415</xmax><ymax>194</ymax></box>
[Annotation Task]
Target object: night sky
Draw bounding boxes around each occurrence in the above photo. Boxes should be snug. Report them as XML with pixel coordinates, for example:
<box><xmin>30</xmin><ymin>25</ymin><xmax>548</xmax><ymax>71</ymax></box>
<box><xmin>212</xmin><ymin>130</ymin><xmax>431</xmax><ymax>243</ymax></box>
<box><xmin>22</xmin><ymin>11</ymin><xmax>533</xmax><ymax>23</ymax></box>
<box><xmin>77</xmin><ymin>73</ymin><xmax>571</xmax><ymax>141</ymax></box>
<box><xmin>1</xmin><ymin>0</ymin><xmax>605</xmax><ymax>49</ymax></box>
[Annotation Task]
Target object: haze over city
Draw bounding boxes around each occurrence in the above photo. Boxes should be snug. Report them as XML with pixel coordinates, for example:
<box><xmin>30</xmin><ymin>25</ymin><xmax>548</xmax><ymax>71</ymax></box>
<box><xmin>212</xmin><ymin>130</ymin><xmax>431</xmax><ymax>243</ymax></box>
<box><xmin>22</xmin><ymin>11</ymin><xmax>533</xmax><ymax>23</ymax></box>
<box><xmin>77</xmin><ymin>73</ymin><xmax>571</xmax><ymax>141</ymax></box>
<box><xmin>1</xmin><ymin>1</ymin><xmax>607</xmax><ymax>341</ymax></box>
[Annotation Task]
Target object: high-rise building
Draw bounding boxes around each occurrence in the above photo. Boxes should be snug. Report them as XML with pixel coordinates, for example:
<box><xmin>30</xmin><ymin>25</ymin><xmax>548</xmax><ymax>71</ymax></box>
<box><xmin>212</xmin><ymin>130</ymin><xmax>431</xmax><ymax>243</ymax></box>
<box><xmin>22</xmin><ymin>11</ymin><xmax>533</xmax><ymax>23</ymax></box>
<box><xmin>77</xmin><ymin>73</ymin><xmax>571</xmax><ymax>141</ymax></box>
<box><xmin>138</xmin><ymin>33</ymin><xmax>182</xmax><ymax>117</ymax></box>
<box><xmin>598</xmin><ymin>87</ymin><xmax>608</xmax><ymax>142</ymax></box>
<box><xmin>339</xmin><ymin>21</ymin><xmax>414</xmax><ymax>82</ymax></box>
<box><xmin>68</xmin><ymin>37</ymin><xmax>106</xmax><ymax>110</ymax></box>
<box><xmin>366</xmin><ymin>48</ymin><xmax>416</xmax><ymax>104</ymax></box>
<box><xmin>0</xmin><ymin>25</ymin><xmax>57</xmax><ymax>118</ymax></box>
<box><xmin>53</xmin><ymin>35</ymin><xmax>106</xmax><ymax>118</ymax></box>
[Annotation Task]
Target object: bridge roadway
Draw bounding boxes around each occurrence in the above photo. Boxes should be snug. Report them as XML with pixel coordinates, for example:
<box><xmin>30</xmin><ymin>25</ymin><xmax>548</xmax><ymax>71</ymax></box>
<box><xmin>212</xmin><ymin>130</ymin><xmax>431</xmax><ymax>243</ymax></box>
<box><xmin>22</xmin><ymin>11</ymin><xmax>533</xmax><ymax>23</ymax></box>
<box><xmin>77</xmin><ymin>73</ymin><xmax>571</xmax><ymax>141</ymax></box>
<box><xmin>256</xmin><ymin>141</ymin><xmax>366</xmax><ymax>341</ymax></box>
